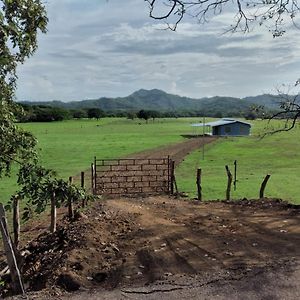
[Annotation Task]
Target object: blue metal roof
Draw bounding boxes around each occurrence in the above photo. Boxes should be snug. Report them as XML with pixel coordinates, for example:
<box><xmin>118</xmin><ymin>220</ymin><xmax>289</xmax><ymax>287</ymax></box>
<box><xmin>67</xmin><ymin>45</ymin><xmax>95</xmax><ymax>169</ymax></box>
<box><xmin>191</xmin><ymin>118</ymin><xmax>251</xmax><ymax>127</ymax></box>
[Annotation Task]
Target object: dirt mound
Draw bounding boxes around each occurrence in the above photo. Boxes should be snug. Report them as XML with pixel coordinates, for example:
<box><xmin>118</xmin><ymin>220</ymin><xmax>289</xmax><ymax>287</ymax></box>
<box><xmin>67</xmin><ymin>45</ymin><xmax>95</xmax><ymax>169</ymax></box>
<box><xmin>1</xmin><ymin>202</ymin><xmax>138</xmax><ymax>297</ymax></box>
<box><xmin>223</xmin><ymin>197</ymin><xmax>300</xmax><ymax>210</ymax></box>
<box><xmin>1</xmin><ymin>196</ymin><xmax>299</xmax><ymax>298</ymax></box>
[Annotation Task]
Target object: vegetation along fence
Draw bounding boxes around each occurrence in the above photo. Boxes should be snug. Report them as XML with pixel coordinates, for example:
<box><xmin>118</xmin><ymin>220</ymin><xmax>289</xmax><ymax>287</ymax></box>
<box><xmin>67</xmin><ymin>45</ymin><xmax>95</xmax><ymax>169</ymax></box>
<box><xmin>91</xmin><ymin>157</ymin><xmax>174</xmax><ymax>196</ymax></box>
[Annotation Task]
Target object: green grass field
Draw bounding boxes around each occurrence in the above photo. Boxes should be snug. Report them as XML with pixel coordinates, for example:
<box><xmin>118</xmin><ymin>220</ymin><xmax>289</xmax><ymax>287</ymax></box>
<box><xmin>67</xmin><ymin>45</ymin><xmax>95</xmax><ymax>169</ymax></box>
<box><xmin>0</xmin><ymin>118</ymin><xmax>198</xmax><ymax>202</ymax></box>
<box><xmin>1</xmin><ymin>117</ymin><xmax>300</xmax><ymax>204</ymax></box>
<box><xmin>176</xmin><ymin>120</ymin><xmax>300</xmax><ymax>204</ymax></box>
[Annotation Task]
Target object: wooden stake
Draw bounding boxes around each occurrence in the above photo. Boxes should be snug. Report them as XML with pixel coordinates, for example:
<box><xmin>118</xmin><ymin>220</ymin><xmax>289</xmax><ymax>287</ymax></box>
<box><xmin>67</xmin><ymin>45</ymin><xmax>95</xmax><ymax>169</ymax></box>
<box><xmin>81</xmin><ymin>172</ymin><xmax>85</xmax><ymax>188</ymax></box>
<box><xmin>68</xmin><ymin>176</ymin><xmax>74</xmax><ymax>219</ymax></box>
<box><xmin>260</xmin><ymin>174</ymin><xmax>271</xmax><ymax>198</ymax></box>
<box><xmin>233</xmin><ymin>160</ymin><xmax>237</xmax><ymax>191</ymax></box>
<box><xmin>81</xmin><ymin>172</ymin><xmax>85</xmax><ymax>208</ymax></box>
<box><xmin>171</xmin><ymin>160</ymin><xmax>175</xmax><ymax>194</ymax></box>
<box><xmin>0</xmin><ymin>204</ymin><xmax>25</xmax><ymax>295</ymax></box>
<box><xmin>13</xmin><ymin>197</ymin><xmax>20</xmax><ymax>250</ymax></box>
<box><xmin>196</xmin><ymin>168</ymin><xmax>202</xmax><ymax>201</ymax></box>
<box><xmin>50</xmin><ymin>192</ymin><xmax>57</xmax><ymax>233</ymax></box>
<box><xmin>91</xmin><ymin>163</ymin><xmax>95</xmax><ymax>194</ymax></box>
<box><xmin>225</xmin><ymin>165</ymin><xmax>233</xmax><ymax>201</ymax></box>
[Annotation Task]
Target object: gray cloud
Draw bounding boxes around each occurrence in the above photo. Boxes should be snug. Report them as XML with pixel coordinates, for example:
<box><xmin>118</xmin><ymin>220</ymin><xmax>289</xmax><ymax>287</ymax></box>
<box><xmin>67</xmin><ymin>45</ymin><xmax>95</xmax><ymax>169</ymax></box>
<box><xmin>15</xmin><ymin>0</ymin><xmax>300</xmax><ymax>101</ymax></box>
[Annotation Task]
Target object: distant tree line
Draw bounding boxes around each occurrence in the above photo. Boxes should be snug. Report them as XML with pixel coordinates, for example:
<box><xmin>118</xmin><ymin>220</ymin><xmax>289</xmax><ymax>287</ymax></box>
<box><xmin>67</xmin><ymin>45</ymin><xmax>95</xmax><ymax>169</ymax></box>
<box><xmin>17</xmin><ymin>104</ymin><xmax>276</xmax><ymax>123</ymax></box>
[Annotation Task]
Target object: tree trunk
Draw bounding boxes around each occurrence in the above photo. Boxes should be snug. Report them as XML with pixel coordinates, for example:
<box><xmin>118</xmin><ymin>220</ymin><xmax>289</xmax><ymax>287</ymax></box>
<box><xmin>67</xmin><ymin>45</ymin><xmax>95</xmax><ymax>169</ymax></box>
<box><xmin>50</xmin><ymin>192</ymin><xmax>56</xmax><ymax>233</ymax></box>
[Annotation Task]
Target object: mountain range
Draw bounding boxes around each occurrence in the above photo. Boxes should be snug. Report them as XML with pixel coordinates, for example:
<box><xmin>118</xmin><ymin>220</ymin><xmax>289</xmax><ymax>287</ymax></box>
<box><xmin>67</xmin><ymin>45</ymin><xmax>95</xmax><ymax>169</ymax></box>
<box><xmin>20</xmin><ymin>89</ymin><xmax>282</xmax><ymax>112</ymax></box>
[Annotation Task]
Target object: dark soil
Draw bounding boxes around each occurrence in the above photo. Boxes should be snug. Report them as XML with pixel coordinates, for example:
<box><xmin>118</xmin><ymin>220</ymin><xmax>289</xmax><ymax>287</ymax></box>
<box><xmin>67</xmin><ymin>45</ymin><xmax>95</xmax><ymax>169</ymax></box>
<box><xmin>1</xmin><ymin>196</ymin><xmax>299</xmax><ymax>298</ymax></box>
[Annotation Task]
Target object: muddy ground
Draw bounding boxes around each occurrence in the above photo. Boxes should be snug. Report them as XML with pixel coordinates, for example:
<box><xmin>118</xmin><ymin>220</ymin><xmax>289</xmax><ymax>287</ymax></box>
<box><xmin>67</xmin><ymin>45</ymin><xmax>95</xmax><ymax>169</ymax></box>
<box><xmin>2</xmin><ymin>195</ymin><xmax>300</xmax><ymax>299</ymax></box>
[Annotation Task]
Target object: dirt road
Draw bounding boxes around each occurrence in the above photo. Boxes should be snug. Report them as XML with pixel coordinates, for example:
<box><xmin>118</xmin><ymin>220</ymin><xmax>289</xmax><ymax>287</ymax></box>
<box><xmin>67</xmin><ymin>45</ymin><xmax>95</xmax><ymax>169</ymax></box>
<box><xmin>10</xmin><ymin>196</ymin><xmax>299</xmax><ymax>299</ymax></box>
<box><xmin>130</xmin><ymin>136</ymin><xmax>217</xmax><ymax>165</ymax></box>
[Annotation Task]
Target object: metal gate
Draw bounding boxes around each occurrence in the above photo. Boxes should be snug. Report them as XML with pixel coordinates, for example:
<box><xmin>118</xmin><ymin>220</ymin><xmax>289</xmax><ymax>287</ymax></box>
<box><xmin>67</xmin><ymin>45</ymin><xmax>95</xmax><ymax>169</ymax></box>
<box><xmin>91</xmin><ymin>157</ymin><xmax>173</xmax><ymax>196</ymax></box>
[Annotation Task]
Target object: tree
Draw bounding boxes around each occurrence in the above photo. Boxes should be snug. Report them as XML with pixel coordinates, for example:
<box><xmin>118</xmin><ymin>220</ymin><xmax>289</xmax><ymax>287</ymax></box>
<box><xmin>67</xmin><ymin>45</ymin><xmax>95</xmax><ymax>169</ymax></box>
<box><xmin>126</xmin><ymin>111</ymin><xmax>136</xmax><ymax>120</ymax></box>
<box><xmin>263</xmin><ymin>90</ymin><xmax>300</xmax><ymax>133</ymax></box>
<box><xmin>137</xmin><ymin>109</ymin><xmax>151</xmax><ymax>123</ymax></box>
<box><xmin>148</xmin><ymin>110</ymin><xmax>161</xmax><ymax>122</ymax></box>
<box><xmin>0</xmin><ymin>0</ymin><xmax>48</xmax><ymax>177</ymax></box>
<box><xmin>0</xmin><ymin>1</ymin><xmax>87</xmax><ymax>236</ymax></box>
<box><xmin>146</xmin><ymin>0</ymin><xmax>299</xmax><ymax>37</ymax></box>
<box><xmin>72</xmin><ymin>109</ymin><xmax>87</xmax><ymax>119</ymax></box>
<box><xmin>87</xmin><ymin>108</ymin><xmax>105</xmax><ymax>120</ymax></box>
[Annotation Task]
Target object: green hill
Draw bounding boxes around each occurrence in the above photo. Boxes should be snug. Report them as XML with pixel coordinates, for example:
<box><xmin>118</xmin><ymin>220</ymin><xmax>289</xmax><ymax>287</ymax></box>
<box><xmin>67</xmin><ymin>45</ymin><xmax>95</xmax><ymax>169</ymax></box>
<box><xmin>20</xmin><ymin>89</ymin><xmax>281</xmax><ymax>113</ymax></box>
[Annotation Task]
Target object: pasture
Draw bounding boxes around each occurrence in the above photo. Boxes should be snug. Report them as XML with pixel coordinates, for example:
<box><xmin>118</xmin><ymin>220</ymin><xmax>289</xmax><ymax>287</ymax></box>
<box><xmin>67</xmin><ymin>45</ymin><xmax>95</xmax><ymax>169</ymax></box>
<box><xmin>1</xmin><ymin>117</ymin><xmax>300</xmax><ymax>204</ymax></box>
<box><xmin>0</xmin><ymin>118</ymin><xmax>196</xmax><ymax>202</ymax></box>
<box><xmin>176</xmin><ymin>119</ymin><xmax>300</xmax><ymax>204</ymax></box>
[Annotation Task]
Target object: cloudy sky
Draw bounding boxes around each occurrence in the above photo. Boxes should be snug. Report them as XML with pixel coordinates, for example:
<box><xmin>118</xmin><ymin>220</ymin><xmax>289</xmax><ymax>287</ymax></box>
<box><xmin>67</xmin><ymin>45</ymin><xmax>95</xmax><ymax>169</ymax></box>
<box><xmin>16</xmin><ymin>0</ymin><xmax>300</xmax><ymax>102</ymax></box>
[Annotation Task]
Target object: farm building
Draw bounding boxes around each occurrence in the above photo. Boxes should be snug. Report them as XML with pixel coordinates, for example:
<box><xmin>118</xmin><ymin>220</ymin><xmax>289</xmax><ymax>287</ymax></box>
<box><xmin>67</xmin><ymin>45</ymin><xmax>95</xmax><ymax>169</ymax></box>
<box><xmin>191</xmin><ymin>118</ymin><xmax>251</xmax><ymax>136</ymax></box>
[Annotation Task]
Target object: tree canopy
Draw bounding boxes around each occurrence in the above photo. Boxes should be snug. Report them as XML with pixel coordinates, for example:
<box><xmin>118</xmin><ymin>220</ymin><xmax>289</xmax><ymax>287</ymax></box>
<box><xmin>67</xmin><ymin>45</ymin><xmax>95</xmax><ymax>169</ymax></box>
<box><xmin>0</xmin><ymin>1</ymin><xmax>86</xmax><ymax>226</ymax></box>
<box><xmin>0</xmin><ymin>0</ymin><xmax>48</xmax><ymax>177</ymax></box>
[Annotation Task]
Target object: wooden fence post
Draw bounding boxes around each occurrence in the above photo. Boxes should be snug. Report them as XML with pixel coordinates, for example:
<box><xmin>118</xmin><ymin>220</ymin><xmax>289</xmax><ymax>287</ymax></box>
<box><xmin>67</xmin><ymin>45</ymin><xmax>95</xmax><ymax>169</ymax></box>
<box><xmin>0</xmin><ymin>204</ymin><xmax>25</xmax><ymax>295</ymax></box>
<box><xmin>91</xmin><ymin>163</ymin><xmax>95</xmax><ymax>195</ymax></box>
<box><xmin>81</xmin><ymin>172</ymin><xmax>85</xmax><ymax>208</ymax></box>
<box><xmin>196</xmin><ymin>168</ymin><xmax>202</xmax><ymax>201</ymax></box>
<box><xmin>225</xmin><ymin>165</ymin><xmax>233</xmax><ymax>201</ymax></box>
<box><xmin>50</xmin><ymin>191</ymin><xmax>56</xmax><ymax>233</ymax></box>
<box><xmin>172</xmin><ymin>160</ymin><xmax>178</xmax><ymax>194</ymax></box>
<box><xmin>260</xmin><ymin>174</ymin><xmax>271</xmax><ymax>198</ymax></box>
<box><xmin>170</xmin><ymin>160</ymin><xmax>174</xmax><ymax>194</ymax></box>
<box><xmin>81</xmin><ymin>172</ymin><xmax>85</xmax><ymax>189</ymax></box>
<box><xmin>170</xmin><ymin>160</ymin><xmax>178</xmax><ymax>194</ymax></box>
<box><xmin>68</xmin><ymin>176</ymin><xmax>74</xmax><ymax>219</ymax></box>
<box><xmin>233</xmin><ymin>160</ymin><xmax>237</xmax><ymax>191</ymax></box>
<box><xmin>13</xmin><ymin>197</ymin><xmax>20</xmax><ymax>250</ymax></box>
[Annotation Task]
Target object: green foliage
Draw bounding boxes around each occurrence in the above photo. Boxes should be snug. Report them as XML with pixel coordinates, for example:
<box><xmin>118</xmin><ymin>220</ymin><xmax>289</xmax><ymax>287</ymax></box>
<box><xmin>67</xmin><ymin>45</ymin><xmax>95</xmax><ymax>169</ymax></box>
<box><xmin>126</xmin><ymin>111</ymin><xmax>136</xmax><ymax>120</ymax></box>
<box><xmin>0</xmin><ymin>0</ymin><xmax>48</xmax><ymax>176</ymax></box>
<box><xmin>137</xmin><ymin>109</ymin><xmax>150</xmax><ymax>122</ymax></box>
<box><xmin>0</xmin><ymin>101</ymin><xmax>37</xmax><ymax>177</ymax></box>
<box><xmin>19</xmin><ymin>104</ymin><xmax>71</xmax><ymax>122</ymax></box>
<box><xmin>72</xmin><ymin>109</ymin><xmax>87</xmax><ymax>119</ymax></box>
<box><xmin>0</xmin><ymin>1</ymin><xmax>89</xmax><ymax>223</ymax></box>
<box><xmin>87</xmin><ymin>108</ymin><xmax>105</xmax><ymax>119</ymax></box>
<box><xmin>6</xmin><ymin>163</ymin><xmax>85</xmax><ymax>220</ymax></box>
